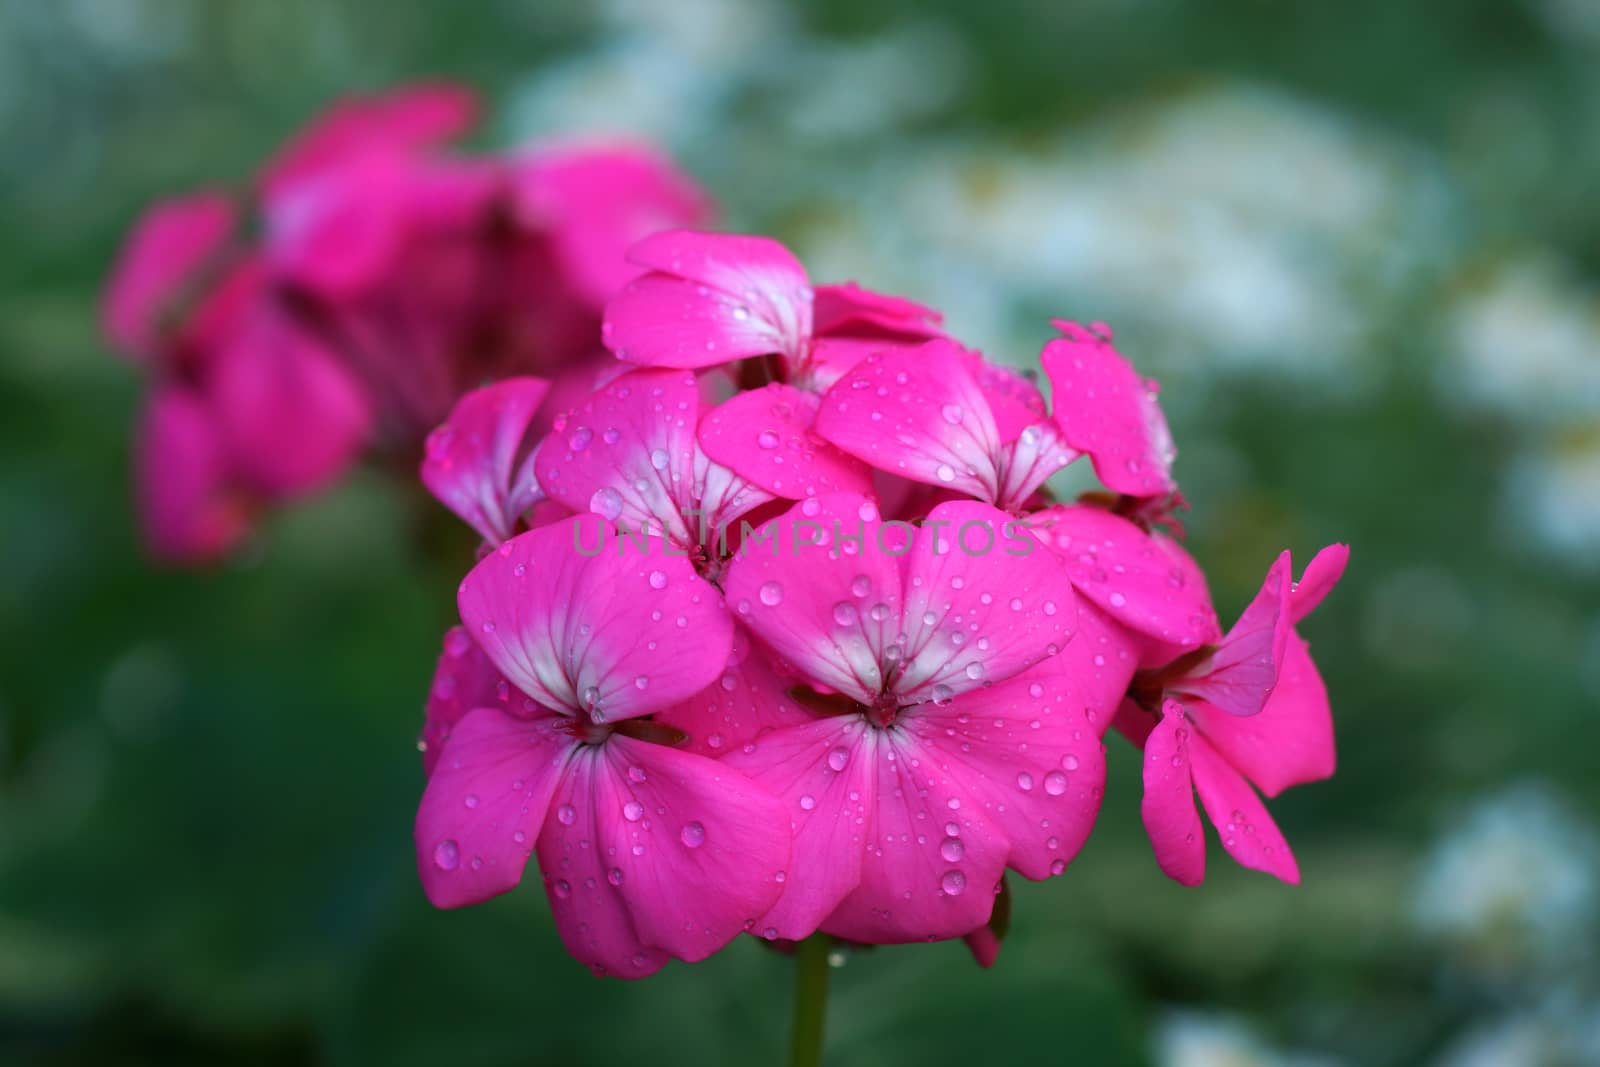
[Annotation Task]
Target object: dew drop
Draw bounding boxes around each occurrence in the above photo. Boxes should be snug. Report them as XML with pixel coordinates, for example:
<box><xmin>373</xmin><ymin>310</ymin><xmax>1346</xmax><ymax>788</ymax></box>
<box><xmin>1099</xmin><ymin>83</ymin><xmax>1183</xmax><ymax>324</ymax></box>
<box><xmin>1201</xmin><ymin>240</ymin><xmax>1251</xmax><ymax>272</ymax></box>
<box><xmin>432</xmin><ymin>840</ymin><xmax>460</xmax><ymax>871</ymax></box>
<box><xmin>759</xmin><ymin>581</ymin><xmax>784</xmax><ymax>606</ymax></box>
<box><xmin>941</xmin><ymin>870</ymin><xmax>967</xmax><ymax>896</ymax></box>
<box><xmin>590</xmin><ymin>487</ymin><xmax>623</xmax><ymax>521</ymax></box>
<box><xmin>680</xmin><ymin>821</ymin><xmax>706</xmax><ymax>848</ymax></box>
<box><xmin>1043</xmin><ymin>770</ymin><xmax>1069</xmax><ymax>796</ymax></box>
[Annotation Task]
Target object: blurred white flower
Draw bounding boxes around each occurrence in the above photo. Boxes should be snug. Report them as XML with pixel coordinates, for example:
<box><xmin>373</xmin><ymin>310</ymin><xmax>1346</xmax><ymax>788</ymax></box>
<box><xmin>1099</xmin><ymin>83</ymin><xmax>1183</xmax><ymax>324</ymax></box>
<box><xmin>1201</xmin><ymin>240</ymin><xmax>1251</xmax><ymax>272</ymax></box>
<box><xmin>1155</xmin><ymin>1011</ymin><xmax>1341</xmax><ymax>1067</ymax></box>
<box><xmin>1414</xmin><ymin>784</ymin><xmax>1600</xmax><ymax>983</ymax></box>
<box><xmin>1435</xmin><ymin>1004</ymin><xmax>1600</xmax><ymax>1067</ymax></box>
<box><xmin>798</xmin><ymin>84</ymin><xmax>1450</xmax><ymax>387</ymax></box>
<box><xmin>1507</xmin><ymin>432</ymin><xmax>1600</xmax><ymax>571</ymax></box>
<box><xmin>1444</xmin><ymin>255</ymin><xmax>1600</xmax><ymax>429</ymax></box>
<box><xmin>773</xmin><ymin>22</ymin><xmax>968</xmax><ymax>142</ymax></box>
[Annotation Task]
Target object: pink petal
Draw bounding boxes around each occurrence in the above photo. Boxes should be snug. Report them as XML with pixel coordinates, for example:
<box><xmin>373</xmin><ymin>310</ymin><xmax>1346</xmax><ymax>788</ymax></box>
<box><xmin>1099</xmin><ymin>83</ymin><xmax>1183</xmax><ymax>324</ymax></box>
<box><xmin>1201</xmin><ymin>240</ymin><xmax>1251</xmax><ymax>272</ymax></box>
<box><xmin>536</xmin><ymin>368</ymin><xmax>767</xmax><ymax>547</ymax></box>
<box><xmin>456</xmin><ymin>516</ymin><xmax>733</xmax><ymax>723</ymax></box>
<box><xmin>589</xmin><ymin>735</ymin><xmax>789</xmax><ymax>962</ymax></box>
<box><xmin>811</xmin><ymin>282</ymin><xmax>942</xmax><ymax>338</ymax></box>
<box><xmin>656</xmin><ymin>631</ymin><xmax>810</xmax><ymax>756</ymax></box>
<box><xmin>723</xmin><ymin>495</ymin><xmax>906</xmax><ymax>705</ymax></box>
<box><xmin>1054</xmin><ymin>599</ymin><xmax>1143</xmax><ymax>740</ymax></box>
<box><xmin>421</xmin><ymin>626</ymin><xmax>514</xmax><ymax>776</ymax></box>
<box><xmin>513</xmin><ymin>143</ymin><xmax>712</xmax><ymax>308</ymax></box>
<box><xmin>813</xmin><ymin>340</ymin><xmax>1005</xmax><ymax>502</ymax></box>
<box><xmin>1030</xmin><ymin>504</ymin><xmax>1220</xmax><ymax>656</ymax></box>
<box><xmin>698</xmin><ymin>384</ymin><xmax>873</xmax><ymax>500</ymax></box>
<box><xmin>264</xmin><ymin>157</ymin><xmax>409</xmax><ymax>296</ymax></box>
<box><xmin>103</xmin><ymin>191</ymin><xmax>237</xmax><ymax>359</ymax></box>
<box><xmin>907</xmin><ymin>663</ymin><xmax>1106</xmax><ymax>881</ymax></box>
<box><xmin>414</xmin><ymin>706</ymin><xmax>572</xmax><ymax>908</ymax></box>
<box><xmin>1289</xmin><ymin>543</ymin><xmax>1350</xmax><ymax>625</ymax></box>
<box><xmin>963</xmin><ymin>923</ymin><xmax>1001</xmax><ymax>968</ymax></box>
<box><xmin>1140</xmin><ymin>700</ymin><xmax>1206</xmax><ymax>886</ymax></box>
<box><xmin>421</xmin><ymin>377</ymin><xmax>552</xmax><ymax>544</ymax></box>
<box><xmin>995</xmin><ymin>421</ymin><xmax>1078</xmax><ymax>512</ymax></box>
<box><xmin>602</xmin><ymin>231</ymin><xmax>813</xmax><ymax>368</ymax></box>
<box><xmin>1189</xmin><ymin>733</ymin><xmax>1300</xmax><ymax>884</ymax></box>
<box><xmin>1041</xmin><ymin>320</ymin><xmax>1177</xmax><ymax>498</ymax></box>
<box><xmin>1173</xmin><ymin>551</ymin><xmax>1293</xmax><ymax>717</ymax></box>
<box><xmin>1189</xmin><ymin>634</ymin><xmax>1335</xmax><ymax>797</ymax></box>
<box><xmin>820</xmin><ymin>726</ymin><xmax>1010</xmax><ymax>944</ymax></box>
<box><xmin>895</xmin><ymin>500</ymin><xmax>1079</xmax><ymax>701</ymax></box>
<box><xmin>723</xmin><ymin>716</ymin><xmax>875</xmax><ymax>941</ymax></box>
<box><xmin>966</xmin><ymin>355</ymin><xmax>1048</xmax><ymax>441</ymax></box>
<box><xmin>260</xmin><ymin>82</ymin><xmax>478</xmax><ymax>200</ymax></box>
<box><xmin>800</xmin><ymin>336</ymin><xmax>899</xmax><ymax>391</ymax></box>
<box><xmin>135</xmin><ymin>385</ymin><xmax>251</xmax><ymax>563</ymax></box>
<box><xmin>210</xmin><ymin>311</ymin><xmax>370</xmax><ymax>497</ymax></box>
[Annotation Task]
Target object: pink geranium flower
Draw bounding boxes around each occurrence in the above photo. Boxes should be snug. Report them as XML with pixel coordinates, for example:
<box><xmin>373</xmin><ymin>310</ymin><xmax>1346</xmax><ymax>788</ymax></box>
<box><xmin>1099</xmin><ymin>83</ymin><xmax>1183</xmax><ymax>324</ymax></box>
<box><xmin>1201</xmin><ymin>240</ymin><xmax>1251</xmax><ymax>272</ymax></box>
<box><xmin>707</xmin><ymin>494</ymin><xmax>1115</xmax><ymax>944</ymax></box>
<box><xmin>105</xmin><ymin>83</ymin><xmax>713</xmax><ymax>563</ymax></box>
<box><xmin>415</xmin><ymin>516</ymin><xmax>791</xmax><ymax>976</ymax></box>
<box><xmin>534</xmin><ymin>367</ymin><xmax>775</xmax><ymax>570</ymax></box>
<box><xmin>814</xmin><ymin>339</ymin><xmax>1078</xmax><ymax>514</ymax></box>
<box><xmin>1115</xmin><ymin>544</ymin><xmax>1348</xmax><ymax>885</ymax></box>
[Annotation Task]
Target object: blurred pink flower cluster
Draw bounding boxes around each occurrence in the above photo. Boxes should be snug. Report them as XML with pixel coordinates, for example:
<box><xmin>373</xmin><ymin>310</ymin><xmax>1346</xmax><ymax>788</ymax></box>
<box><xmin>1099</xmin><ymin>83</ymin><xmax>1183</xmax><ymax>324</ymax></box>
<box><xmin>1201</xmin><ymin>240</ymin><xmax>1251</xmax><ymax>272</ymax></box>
<box><xmin>103</xmin><ymin>83</ymin><xmax>708</xmax><ymax>561</ymax></box>
<box><xmin>414</xmin><ymin>230</ymin><xmax>1349</xmax><ymax>977</ymax></box>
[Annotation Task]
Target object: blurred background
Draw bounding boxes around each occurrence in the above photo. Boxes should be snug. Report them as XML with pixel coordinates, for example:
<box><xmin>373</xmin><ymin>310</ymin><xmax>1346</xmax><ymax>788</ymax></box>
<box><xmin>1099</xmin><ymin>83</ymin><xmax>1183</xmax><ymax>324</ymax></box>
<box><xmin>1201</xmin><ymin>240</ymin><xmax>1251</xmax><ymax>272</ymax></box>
<box><xmin>2</xmin><ymin>0</ymin><xmax>1598</xmax><ymax>1063</ymax></box>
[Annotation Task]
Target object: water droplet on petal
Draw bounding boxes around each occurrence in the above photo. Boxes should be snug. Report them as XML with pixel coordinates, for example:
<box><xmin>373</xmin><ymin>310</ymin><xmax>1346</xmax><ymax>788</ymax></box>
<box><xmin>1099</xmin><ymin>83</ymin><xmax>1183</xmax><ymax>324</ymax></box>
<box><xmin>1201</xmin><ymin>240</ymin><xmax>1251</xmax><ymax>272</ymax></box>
<box><xmin>940</xmin><ymin>837</ymin><xmax>965</xmax><ymax>862</ymax></box>
<box><xmin>590</xmin><ymin>487</ymin><xmax>623</xmax><ymax>521</ymax></box>
<box><xmin>433</xmin><ymin>840</ymin><xmax>460</xmax><ymax>871</ymax></box>
<box><xmin>557</xmin><ymin>804</ymin><xmax>577</xmax><ymax>825</ymax></box>
<box><xmin>680</xmin><ymin>821</ymin><xmax>706</xmax><ymax>848</ymax></box>
<box><xmin>649</xmin><ymin>570</ymin><xmax>668</xmax><ymax>590</ymax></box>
<box><xmin>1043</xmin><ymin>771</ymin><xmax>1069</xmax><ymax>796</ymax></box>
<box><xmin>759</xmin><ymin>581</ymin><xmax>784</xmax><ymax>606</ymax></box>
<box><xmin>623</xmin><ymin>801</ymin><xmax>645</xmax><ymax>822</ymax></box>
<box><xmin>941</xmin><ymin>870</ymin><xmax>967</xmax><ymax>895</ymax></box>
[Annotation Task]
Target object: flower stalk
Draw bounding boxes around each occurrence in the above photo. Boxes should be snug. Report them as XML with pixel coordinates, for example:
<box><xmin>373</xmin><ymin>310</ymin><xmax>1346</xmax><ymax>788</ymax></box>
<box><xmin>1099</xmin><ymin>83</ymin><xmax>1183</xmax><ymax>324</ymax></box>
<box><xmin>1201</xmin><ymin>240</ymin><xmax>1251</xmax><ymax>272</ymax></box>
<box><xmin>789</xmin><ymin>934</ymin><xmax>833</xmax><ymax>1067</ymax></box>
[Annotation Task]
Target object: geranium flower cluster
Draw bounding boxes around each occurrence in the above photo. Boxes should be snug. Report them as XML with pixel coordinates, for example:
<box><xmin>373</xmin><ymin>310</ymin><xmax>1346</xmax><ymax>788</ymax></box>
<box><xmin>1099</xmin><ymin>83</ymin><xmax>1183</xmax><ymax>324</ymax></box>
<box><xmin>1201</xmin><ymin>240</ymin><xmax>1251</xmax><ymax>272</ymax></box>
<box><xmin>102</xmin><ymin>83</ymin><xmax>708</xmax><ymax>562</ymax></box>
<box><xmin>415</xmin><ymin>230</ymin><xmax>1348</xmax><ymax>977</ymax></box>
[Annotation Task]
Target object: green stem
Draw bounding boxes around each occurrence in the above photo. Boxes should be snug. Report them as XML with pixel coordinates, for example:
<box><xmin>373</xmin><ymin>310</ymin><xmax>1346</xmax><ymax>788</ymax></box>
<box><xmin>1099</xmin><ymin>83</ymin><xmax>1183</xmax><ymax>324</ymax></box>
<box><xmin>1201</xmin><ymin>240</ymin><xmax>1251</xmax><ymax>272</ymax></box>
<box><xmin>788</xmin><ymin>935</ymin><xmax>832</xmax><ymax>1067</ymax></box>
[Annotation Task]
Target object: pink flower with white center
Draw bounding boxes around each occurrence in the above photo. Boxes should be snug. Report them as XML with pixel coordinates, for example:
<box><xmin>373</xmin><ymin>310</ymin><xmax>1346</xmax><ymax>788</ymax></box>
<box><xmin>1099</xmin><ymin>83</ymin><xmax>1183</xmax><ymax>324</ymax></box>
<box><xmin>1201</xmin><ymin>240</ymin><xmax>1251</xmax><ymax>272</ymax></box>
<box><xmin>415</xmin><ymin>515</ymin><xmax>791</xmax><ymax>977</ymax></box>
<box><xmin>1115</xmin><ymin>544</ymin><xmax>1348</xmax><ymax>885</ymax></box>
<box><xmin>814</xmin><ymin>339</ymin><xmax>1078</xmax><ymax>514</ymax></box>
<box><xmin>715</xmin><ymin>494</ymin><xmax>1108</xmax><ymax>944</ymax></box>
<box><xmin>1041</xmin><ymin>320</ymin><xmax>1179</xmax><ymax>504</ymax></box>
<box><xmin>534</xmin><ymin>367</ymin><xmax>775</xmax><ymax>570</ymax></box>
<box><xmin>420</xmin><ymin>376</ymin><xmax>556</xmax><ymax>546</ymax></box>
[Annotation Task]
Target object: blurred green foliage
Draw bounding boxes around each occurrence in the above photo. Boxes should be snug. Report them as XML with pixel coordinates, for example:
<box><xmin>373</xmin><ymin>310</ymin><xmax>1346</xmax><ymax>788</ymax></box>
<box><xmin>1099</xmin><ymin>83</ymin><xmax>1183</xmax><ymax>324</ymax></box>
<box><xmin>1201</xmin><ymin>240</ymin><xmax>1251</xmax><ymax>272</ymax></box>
<box><xmin>1</xmin><ymin>1</ymin><xmax>1597</xmax><ymax>1064</ymax></box>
